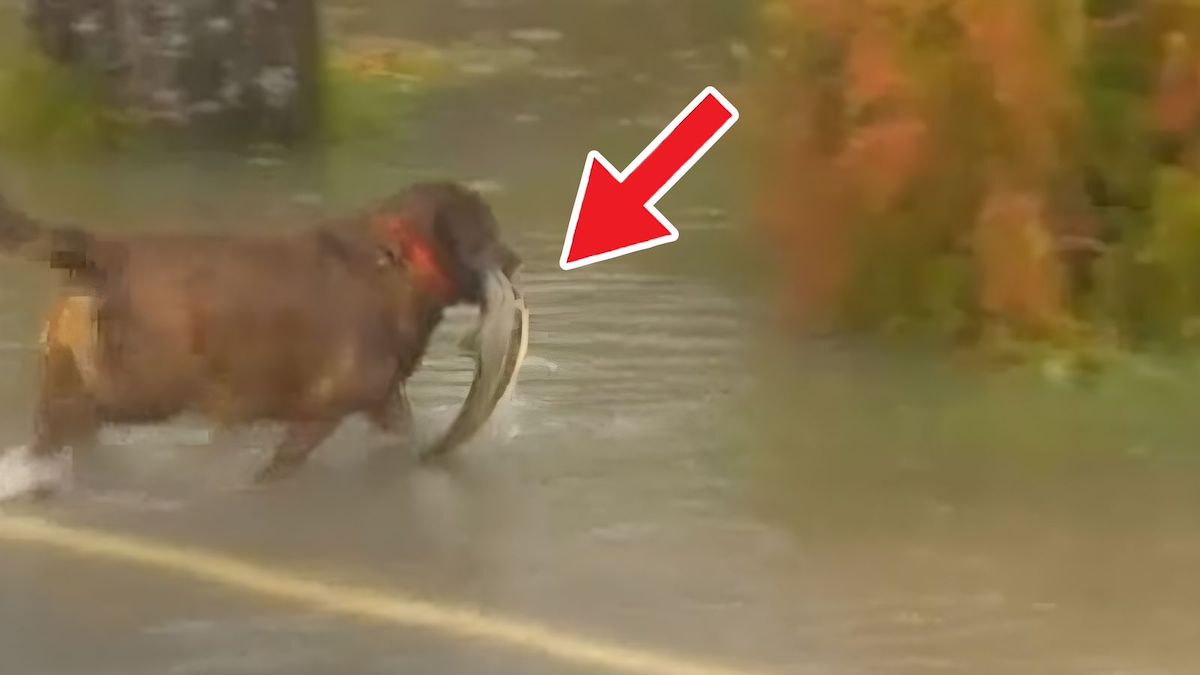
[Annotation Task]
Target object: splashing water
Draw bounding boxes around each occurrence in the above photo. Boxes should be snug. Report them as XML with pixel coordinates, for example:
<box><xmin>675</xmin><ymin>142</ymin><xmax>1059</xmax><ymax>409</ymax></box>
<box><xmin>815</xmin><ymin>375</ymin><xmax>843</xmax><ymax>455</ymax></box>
<box><xmin>0</xmin><ymin>445</ymin><xmax>72</xmax><ymax>501</ymax></box>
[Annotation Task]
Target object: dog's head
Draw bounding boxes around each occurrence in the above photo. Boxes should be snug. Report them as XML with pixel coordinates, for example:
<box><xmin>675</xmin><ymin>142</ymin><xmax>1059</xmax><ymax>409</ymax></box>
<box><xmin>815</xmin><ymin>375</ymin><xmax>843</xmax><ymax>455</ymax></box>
<box><xmin>367</xmin><ymin>181</ymin><xmax>521</xmax><ymax>306</ymax></box>
<box><xmin>362</xmin><ymin>181</ymin><xmax>529</xmax><ymax>459</ymax></box>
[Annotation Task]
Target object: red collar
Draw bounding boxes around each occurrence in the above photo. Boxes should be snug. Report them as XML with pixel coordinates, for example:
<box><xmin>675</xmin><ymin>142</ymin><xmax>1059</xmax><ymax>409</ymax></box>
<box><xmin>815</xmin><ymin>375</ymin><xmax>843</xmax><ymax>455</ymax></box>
<box><xmin>402</xmin><ymin>234</ymin><xmax>458</xmax><ymax>304</ymax></box>
<box><xmin>377</xmin><ymin>217</ymin><xmax>458</xmax><ymax>303</ymax></box>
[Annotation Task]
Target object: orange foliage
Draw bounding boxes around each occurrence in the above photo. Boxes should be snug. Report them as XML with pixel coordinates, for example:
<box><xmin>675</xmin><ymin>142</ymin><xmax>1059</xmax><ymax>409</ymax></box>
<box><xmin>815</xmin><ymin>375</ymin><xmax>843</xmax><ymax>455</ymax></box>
<box><xmin>1152</xmin><ymin>31</ymin><xmax>1200</xmax><ymax>139</ymax></box>
<box><xmin>843</xmin><ymin>17</ymin><xmax>910</xmax><ymax>110</ymax></box>
<box><xmin>755</xmin><ymin>0</ymin><xmax>935</xmax><ymax>327</ymax></box>
<box><xmin>756</xmin><ymin>0</ymin><xmax>1090</xmax><ymax>339</ymax></box>
<box><xmin>836</xmin><ymin>117</ymin><xmax>929</xmax><ymax>211</ymax></box>
<box><xmin>954</xmin><ymin>0</ymin><xmax>1072</xmax><ymax>176</ymax></box>
<box><xmin>837</xmin><ymin>14</ymin><xmax>929</xmax><ymax>209</ymax></box>
<box><xmin>751</xmin><ymin>82</ymin><xmax>855</xmax><ymax>328</ymax></box>
<box><xmin>972</xmin><ymin>184</ymin><xmax>1069</xmax><ymax>337</ymax></box>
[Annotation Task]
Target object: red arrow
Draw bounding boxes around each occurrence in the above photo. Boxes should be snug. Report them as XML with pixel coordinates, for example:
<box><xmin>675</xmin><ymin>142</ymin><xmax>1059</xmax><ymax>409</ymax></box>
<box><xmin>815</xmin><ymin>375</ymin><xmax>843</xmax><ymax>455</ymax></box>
<box><xmin>559</xmin><ymin>86</ymin><xmax>739</xmax><ymax>270</ymax></box>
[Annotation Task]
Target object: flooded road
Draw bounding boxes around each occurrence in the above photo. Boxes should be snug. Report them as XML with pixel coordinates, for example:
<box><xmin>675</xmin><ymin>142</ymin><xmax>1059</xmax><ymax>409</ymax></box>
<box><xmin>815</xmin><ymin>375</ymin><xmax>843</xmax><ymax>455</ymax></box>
<box><xmin>3</xmin><ymin>1</ymin><xmax>1200</xmax><ymax>674</ymax></box>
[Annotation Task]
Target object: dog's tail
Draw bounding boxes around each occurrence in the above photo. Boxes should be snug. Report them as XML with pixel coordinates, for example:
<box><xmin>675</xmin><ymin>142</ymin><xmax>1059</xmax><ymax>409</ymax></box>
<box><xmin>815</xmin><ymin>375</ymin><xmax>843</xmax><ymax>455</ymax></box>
<box><xmin>0</xmin><ymin>192</ymin><xmax>92</xmax><ymax>270</ymax></box>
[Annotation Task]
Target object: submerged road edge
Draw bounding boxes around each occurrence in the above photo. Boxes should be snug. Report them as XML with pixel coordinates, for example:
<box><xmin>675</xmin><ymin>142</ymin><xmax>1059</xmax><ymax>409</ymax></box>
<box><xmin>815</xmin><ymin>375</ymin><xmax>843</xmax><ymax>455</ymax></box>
<box><xmin>0</xmin><ymin>514</ymin><xmax>765</xmax><ymax>675</ymax></box>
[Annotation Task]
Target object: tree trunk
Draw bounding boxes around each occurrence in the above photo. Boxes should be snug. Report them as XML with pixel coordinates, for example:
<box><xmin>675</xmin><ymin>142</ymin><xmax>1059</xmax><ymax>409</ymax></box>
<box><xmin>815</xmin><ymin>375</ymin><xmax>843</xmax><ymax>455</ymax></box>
<box><xmin>27</xmin><ymin>0</ymin><xmax>322</xmax><ymax>144</ymax></box>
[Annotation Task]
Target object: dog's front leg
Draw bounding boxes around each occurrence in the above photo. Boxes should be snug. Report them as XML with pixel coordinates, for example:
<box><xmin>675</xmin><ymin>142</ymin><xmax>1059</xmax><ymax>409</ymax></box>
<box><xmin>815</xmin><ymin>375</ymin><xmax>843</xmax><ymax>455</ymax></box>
<box><xmin>366</xmin><ymin>383</ymin><xmax>413</xmax><ymax>438</ymax></box>
<box><xmin>254</xmin><ymin>419</ymin><xmax>340</xmax><ymax>483</ymax></box>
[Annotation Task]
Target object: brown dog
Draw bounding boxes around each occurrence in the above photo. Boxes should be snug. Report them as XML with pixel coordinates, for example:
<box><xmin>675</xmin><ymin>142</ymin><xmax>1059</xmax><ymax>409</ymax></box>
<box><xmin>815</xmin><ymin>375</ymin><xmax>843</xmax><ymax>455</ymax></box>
<box><xmin>0</xmin><ymin>181</ymin><xmax>527</xmax><ymax>493</ymax></box>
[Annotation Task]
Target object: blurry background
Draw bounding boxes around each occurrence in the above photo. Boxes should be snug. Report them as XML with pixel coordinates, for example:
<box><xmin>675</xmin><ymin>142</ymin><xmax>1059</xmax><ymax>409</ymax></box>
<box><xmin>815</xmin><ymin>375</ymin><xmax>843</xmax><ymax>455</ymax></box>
<box><xmin>2</xmin><ymin>1</ymin><xmax>1200</xmax><ymax>674</ymax></box>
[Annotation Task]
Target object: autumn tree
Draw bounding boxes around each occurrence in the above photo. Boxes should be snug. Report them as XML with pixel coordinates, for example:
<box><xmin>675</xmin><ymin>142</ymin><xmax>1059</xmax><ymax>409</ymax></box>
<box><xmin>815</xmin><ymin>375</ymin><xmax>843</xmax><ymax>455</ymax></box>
<box><xmin>756</xmin><ymin>0</ymin><xmax>1200</xmax><ymax>350</ymax></box>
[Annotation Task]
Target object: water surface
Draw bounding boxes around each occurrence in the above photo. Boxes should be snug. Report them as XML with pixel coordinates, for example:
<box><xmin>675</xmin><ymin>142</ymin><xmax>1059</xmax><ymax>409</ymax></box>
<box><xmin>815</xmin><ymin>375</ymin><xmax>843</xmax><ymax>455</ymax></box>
<box><xmin>3</xmin><ymin>1</ymin><xmax>1200</xmax><ymax>674</ymax></box>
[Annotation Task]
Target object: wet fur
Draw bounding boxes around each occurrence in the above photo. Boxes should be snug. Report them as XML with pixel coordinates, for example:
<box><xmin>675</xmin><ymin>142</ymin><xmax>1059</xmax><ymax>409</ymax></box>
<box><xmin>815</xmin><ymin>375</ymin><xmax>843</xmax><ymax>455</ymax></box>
<box><xmin>2</xmin><ymin>182</ymin><xmax>520</xmax><ymax>486</ymax></box>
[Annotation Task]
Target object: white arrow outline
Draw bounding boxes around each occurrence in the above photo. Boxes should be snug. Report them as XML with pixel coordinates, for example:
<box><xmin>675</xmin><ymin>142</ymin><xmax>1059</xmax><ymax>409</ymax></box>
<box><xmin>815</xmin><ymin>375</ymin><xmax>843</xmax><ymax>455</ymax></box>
<box><xmin>559</xmin><ymin>86</ymin><xmax>740</xmax><ymax>271</ymax></box>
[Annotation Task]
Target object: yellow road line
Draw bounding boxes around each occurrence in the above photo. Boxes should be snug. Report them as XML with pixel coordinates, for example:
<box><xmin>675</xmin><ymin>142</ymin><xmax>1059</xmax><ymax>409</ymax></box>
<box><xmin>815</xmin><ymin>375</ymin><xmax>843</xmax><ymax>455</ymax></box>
<box><xmin>0</xmin><ymin>514</ymin><xmax>764</xmax><ymax>675</ymax></box>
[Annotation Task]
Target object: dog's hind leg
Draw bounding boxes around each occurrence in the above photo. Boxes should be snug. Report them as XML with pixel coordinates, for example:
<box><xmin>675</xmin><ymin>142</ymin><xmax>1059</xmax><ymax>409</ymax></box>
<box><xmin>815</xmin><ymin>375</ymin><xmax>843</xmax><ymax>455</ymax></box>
<box><xmin>254</xmin><ymin>418</ymin><xmax>339</xmax><ymax>483</ymax></box>
<box><xmin>32</xmin><ymin>295</ymin><xmax>102</xmax><ymax>457</ymax></box>
<box><xmin>0</xmin><ymin>296</ymin><xmax>104</xmax><ymax>500</ymax></box>
<box><xmin>31</xmin><ymin>393</ymin><xmax>98</xmax><ymax>457</ymax></box>
<box><xmin>32</xmin><ymin>340</ymin><xmax>100</xmax><ymax>457</ymax></box>
<box><xmin>2</xmin><ymin>342</ymin><xmax>101</xmax><ymax>500</ymax></box>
